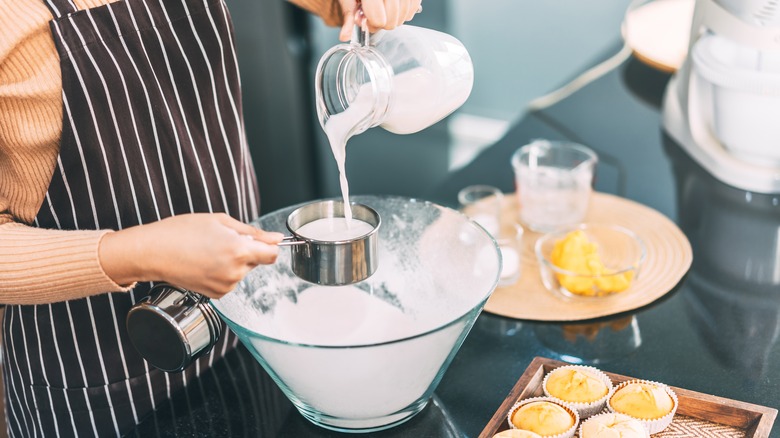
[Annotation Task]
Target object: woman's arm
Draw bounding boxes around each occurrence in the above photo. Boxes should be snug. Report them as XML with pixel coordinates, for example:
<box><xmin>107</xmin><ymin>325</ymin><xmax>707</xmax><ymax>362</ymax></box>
<box><xmin>0</xmin><ymin>212</ymin><xmax>282</xmax><ymax>304</ymax></box>
<box><xmin>0</xmin><ymin>1</ymin><xmax>281</xmax><ymax>304</ymax></box>
<box><xmin>0</xmin><ymin>1</ymin><xmax>130</xmax><ymax>305</ymax></box>
<box><xmin>0</xmin><ymin>221</ymin><xmax>134</xmax><ymax>304</ymax></box>
<box><xmin>99</xmin><ymin>214</ymin><xmax>282</xmax><ymax>300</ymax></box>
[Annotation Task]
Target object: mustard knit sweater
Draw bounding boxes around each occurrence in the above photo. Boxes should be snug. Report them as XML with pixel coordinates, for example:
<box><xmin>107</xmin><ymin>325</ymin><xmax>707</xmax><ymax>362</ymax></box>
<box><xmin>0</xmin><ymin>0</ymin><xmax>341</xmax><ymax>304</ymax></box>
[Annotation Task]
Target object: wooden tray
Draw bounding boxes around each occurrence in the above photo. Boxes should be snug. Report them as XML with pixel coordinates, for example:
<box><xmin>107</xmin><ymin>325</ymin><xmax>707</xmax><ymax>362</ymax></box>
<box><xmin>480</xmin><ymin>357</ymin><xmax>777</xmax><ymax>438</ymax></box>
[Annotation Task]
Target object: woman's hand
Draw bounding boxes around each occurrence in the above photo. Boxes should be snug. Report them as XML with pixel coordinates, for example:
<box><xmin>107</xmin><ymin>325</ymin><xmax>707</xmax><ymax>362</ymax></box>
<box><xmin>99</xmin><ymin>213</ymin><xmax>283</xmax><ymax>299</ymax></box>
<box><xmin>338</xmin><ymin>0</ymin><xmax>423</xmax><ymax>41</ymax></box>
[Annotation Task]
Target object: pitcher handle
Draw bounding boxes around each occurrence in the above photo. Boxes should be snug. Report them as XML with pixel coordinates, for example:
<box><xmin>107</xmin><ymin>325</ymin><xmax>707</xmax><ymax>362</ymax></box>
<box><xmin>351</xmin><ymin>1</ymin><xmax>370</xmax><ymax>47</ymax></box>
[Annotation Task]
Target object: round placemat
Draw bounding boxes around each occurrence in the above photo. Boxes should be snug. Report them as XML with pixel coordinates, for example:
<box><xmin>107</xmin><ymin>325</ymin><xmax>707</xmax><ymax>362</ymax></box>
<box><xmin>484</xmin><ymin>192</ymin><xmax>692</xmax><ymax>321</ymax></box>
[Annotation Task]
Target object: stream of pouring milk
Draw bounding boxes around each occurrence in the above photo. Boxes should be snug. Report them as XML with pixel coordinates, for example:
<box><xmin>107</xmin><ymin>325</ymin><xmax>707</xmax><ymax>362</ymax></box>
<box><xmin>323</xmin><ymin>67</ymin><xmax>442</xmax><ymax>224</ymax></box>
<box><xmin>323</xmin><ymin>85</ymin><xmax>374</xmax><ymax>224</ymax></box>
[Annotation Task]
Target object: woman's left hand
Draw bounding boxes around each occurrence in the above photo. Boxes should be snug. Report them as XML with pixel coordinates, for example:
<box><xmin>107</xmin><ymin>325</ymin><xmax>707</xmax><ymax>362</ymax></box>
<box><xmin>338</xmin><ymin>0</ymin><xmax>423</xmax><ymax>41</ymax></box>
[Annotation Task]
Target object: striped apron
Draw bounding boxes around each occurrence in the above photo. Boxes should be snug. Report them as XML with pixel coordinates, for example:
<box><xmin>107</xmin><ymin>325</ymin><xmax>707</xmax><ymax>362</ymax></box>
<box><xmin>2</xmin><ymin>0</ymin><xmax>260</xmax><ymax>436</ymax></box>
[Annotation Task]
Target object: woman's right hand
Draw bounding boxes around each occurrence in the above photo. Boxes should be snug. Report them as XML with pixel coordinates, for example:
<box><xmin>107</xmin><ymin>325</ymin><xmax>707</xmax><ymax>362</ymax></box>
<box><xmin>99</xmin><ymin>213</ymin><xmax>283</xmax><ymax>299</ymax></box>
<box><xmin>338</xmin><ymin>0</ymin><xmax>423</xmax><ymax>41</ymax></box>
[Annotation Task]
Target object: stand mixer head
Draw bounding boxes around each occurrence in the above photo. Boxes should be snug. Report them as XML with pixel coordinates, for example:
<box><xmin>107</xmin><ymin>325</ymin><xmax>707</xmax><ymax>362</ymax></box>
<box><xmin>662</xmin><ymin>0</ymin><xmax>780</xmax><ymax>193</ymax></box>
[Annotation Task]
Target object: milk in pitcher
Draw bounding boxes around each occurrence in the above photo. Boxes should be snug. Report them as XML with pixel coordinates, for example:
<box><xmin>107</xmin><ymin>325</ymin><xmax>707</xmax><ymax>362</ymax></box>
<box><xmin>317</xmin><ymin>25</ymin><xmax>474</xmax><ymax>223</ymax></box>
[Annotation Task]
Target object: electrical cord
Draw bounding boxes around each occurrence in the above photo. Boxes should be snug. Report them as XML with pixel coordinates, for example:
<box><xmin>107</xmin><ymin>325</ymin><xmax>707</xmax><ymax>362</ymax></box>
<box><xmin>526</xmin><ymin>0</ymin><xmax>645</xmax><ymax>111</ymax></box>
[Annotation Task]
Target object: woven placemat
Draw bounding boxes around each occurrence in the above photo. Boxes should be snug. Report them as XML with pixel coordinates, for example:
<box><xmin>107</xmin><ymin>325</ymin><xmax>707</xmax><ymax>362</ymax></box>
<box><xmin>484</xmin><ymin>192</ymin><xmax>692</xmax><ymax>321</ymax></box>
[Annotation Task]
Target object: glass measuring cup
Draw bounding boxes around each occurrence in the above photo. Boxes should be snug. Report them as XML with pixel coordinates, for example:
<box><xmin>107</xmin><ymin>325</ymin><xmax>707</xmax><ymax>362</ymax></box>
<box><xmin>314</xmin><ymin>11</ymin><xmax>474</xmax><ymax>140</ymax></box>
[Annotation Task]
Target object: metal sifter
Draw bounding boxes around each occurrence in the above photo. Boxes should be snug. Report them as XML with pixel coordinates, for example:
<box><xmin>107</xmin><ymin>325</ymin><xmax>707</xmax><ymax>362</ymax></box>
<box><xmin>126</xmin><ymin>283</ymin><xmax>222</xmax><ymax>372</ymax></box>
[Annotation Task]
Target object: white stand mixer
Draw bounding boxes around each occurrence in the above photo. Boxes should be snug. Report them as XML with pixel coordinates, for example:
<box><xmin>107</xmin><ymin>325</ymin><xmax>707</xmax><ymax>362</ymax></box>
<box><xmin>663</xmin><ymin>0</ymin><xmax>780</xmax><ymax>193</ymax></box>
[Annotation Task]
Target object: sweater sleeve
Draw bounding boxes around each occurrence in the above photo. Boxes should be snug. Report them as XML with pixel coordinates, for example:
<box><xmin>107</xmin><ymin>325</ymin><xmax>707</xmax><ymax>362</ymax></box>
<box><xmin>0</xmin><ymin>220</ymin><xmax>135</xmax><ymax>305</ymax></box>
<box><xmin>288</xmin><ymin>0</ymin><xmax>344</xmax><ymax>28</ymax></box>
<box><xmin>0</xmin><ymin>1</ymin><xmax>135</xmax><ymax>305</ymax></box>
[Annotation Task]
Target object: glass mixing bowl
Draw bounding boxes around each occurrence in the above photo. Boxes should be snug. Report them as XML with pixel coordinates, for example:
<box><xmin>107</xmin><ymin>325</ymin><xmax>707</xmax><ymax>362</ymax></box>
<box><xmin>211</xmin><ymin>195</ymin><xmax>501</xmax><ymax>433</ymax></box>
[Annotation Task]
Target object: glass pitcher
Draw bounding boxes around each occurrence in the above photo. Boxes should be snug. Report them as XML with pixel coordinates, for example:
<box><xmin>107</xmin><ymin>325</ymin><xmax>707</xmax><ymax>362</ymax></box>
<box><xmin>315</xmin><ymin>14</ymin><xmax>474</xmax><ymax>140</ymax></box>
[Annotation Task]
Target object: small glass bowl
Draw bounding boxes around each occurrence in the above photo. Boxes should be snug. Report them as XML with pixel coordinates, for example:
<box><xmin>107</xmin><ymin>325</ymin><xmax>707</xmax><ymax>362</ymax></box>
<box><xmin>535</xmin><ymin>224</ymin><xmax>646</xmax><ymax>298</ymax></box>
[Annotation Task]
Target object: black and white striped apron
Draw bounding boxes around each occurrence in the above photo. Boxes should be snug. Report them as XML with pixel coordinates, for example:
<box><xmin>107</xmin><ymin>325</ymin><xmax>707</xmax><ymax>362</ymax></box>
<box><xmin>2</xmin><ymin>0</ymin><xmax>259</xmax><ymax>436</ymax></box>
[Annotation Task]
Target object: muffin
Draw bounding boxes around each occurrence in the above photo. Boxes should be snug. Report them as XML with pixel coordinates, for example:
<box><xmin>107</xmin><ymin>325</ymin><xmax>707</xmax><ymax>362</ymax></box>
<box><xmin>543</xmin><ymin>365</ymin><xmax>612</xmax><ymax>417</ymax></box>
<box><xmin>507</xmin><ymin>397</ymin><xmax>579</xmax><ymax>438</ymax></box>
<box><xmin>492</xmin><ymin>430</ymin><xmax>543</xmax><ymax>438</ymax></box>
<box><xmin>608</xmin><ymin>380</ymin><xmax>678</xmax><ymax>434</ymax></box>
<box><xmin>579</xmin><ymin>413</ymin><xmax>648</xmax><ymax>438</ymax></box>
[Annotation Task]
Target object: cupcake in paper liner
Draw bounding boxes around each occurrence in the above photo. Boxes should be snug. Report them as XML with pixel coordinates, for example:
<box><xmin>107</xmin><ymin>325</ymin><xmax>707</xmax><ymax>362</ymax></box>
<box><xmin>578</xmin><ymin>412</ymin><xmax>649</xmax><ymax>438</ymax></box>
<box><xmin>492</xmin><ymin>429</ymin><xmax>543</xmax><ymax>438</ymax></box>
<box><xmin>542</xmin><ymin>365</ymin><xmax>613</xmax><ymax>418</ymax></box>
<box><xmin>607</xmin><ymin>379</ymin><xmax>678</xmax><ymax>434</ymax></box>
<box><xmin>506</xmin><ymin>396</ymin><xmax>579</xmax><ymax>438</ymax></box>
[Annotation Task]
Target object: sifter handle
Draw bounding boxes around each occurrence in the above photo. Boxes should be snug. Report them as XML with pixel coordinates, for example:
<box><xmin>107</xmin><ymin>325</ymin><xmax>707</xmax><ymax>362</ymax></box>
<box><xmin>277</xmin><ymin>236</ymin><xmax>307</xmax><ymax>247</ymax></box>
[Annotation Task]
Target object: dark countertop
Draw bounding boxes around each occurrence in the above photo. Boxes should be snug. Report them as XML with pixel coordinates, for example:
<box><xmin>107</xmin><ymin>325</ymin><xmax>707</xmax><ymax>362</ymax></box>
<box><xmin>133</xmin><ymin>58</ymin><xmax>780</xmax><ymax>437</ymax></box>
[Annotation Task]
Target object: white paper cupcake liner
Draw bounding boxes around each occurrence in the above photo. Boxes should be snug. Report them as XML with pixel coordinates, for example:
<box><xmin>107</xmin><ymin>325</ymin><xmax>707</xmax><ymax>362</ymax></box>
<box><xmin>607</xmin><ymin>379</ymin><xmax>679</xmax><ymax>434</ymax></box>
<box><xmin>542</xmin><ymin>365</ymin><xmax>614</xmax><ymax>418</ymax></box>
<box><xmin>578</xmin><ymin>412</ymin><xmax>650</xmax><ymax>438</ymax></box>
<box><xmin>492</xmin><ymin>429</ymin><xmax>544</xmax><ymax>438</ymax></box>
<box><xmin>506</xmin><ymin>396</ymin><xmax>580</xmax><ymax>438</ymax></box>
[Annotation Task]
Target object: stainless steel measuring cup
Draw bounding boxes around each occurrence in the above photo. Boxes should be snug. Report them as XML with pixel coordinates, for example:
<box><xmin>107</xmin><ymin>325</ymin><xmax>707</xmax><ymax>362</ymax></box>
<box><xmin>126</xmin><ymin>284</ymin><xmax>222</xmax><ymax>372</ymax></box>
<box><xmin>278</xmin><ymin>200</ymin><xmax>380</xmax><ymax>286</ymax></box>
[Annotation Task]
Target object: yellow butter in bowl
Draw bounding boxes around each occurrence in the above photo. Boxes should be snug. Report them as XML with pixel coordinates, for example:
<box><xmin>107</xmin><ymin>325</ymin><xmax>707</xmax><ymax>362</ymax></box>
<box><xmin>550</xmin><ymin>230</ymin><xmax>634</xmax><ymax>296</ymax></box>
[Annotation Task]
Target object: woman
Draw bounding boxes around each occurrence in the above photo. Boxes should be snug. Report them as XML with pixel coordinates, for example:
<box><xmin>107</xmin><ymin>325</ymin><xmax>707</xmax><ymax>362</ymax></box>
<box><xmin>0</xmin><ymin>0</ymin><xmax>421</xmax><ymax>436</ymax></box>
